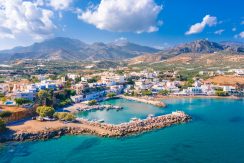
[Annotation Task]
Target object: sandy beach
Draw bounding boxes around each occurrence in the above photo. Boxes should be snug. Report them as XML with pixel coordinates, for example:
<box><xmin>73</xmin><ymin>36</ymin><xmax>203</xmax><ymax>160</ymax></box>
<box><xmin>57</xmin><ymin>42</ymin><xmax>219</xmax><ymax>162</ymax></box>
<box><xmin>155</xmin><ymin>95</ymin><xmax>243</xmax><ymax>100</ymax></box>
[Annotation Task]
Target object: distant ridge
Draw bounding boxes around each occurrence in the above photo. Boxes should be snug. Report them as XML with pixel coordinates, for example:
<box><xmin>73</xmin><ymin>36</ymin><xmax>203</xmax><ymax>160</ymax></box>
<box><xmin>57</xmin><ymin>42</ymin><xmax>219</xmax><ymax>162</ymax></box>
<box><xmin>0</xmin><ymin>38</ymin><xmax>243</xmax><ymax>63</ymax></box>
<box><xmin>0</xmin><ymin>37</ymin><xmax>159</xmax><ymax>62</ymax></box>
<box><xmin>129</xmin><ymin>39</ymin><xmax>244</xmax><ymax>63</ymax></box>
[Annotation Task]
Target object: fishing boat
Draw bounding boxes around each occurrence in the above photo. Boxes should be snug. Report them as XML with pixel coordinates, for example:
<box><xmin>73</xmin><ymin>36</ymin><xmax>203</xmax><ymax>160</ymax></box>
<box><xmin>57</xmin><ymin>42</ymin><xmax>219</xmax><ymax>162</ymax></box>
<box><xmin>130</xmin><ymin>117</ymin><xmax>139</xmax><ymax>122</ymax></box>
<box><xmin>147</xmin><ymin>114</ymin><xmax>154</xmax><ymax>118</ymax></box>
<box><xmin>98</xmin><ymin>119</ymin><xmax>105</xmax><ymax>123</ymax></box>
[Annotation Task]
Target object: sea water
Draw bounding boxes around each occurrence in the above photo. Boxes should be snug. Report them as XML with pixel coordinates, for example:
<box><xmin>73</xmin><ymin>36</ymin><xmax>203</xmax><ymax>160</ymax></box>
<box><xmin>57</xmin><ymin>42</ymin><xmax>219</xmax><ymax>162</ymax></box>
<box><xmin>1</xmin><ymin>98</ymin><xmax>244</xmax><ymax>163</ymax></box>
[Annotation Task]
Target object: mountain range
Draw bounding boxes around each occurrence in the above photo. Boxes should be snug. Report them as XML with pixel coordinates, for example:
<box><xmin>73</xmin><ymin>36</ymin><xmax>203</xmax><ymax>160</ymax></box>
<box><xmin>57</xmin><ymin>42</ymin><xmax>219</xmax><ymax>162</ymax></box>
<box><xmin>129</xmin><ymin>39</ymin><xmax>244</xmax><ymax>64</ymax></box>
<box><xmin>0</xmin><ymin>37</ymin><xmax>243</xmax><ymax>63</ymax></box>
<box><xmin>0</xmin><ymin>37</ymin><xmax>159</xmax><ymax>62</ymax></box>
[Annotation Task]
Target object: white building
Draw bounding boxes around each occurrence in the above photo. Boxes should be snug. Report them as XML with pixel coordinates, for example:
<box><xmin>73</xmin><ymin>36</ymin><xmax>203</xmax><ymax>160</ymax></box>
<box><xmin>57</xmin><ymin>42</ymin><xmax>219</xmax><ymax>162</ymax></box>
<box><xmin>12</xmin><ymin>91</ymin><xmax>35</xmax><ymax>101</ymax></box>
<box><xmin>134</xmin><ymin>79</ymin><xmax>152</xmax><ymax>90</ymax></box>
<box><xmin>71</xmin><ymin>90</ymin><xmax>106</xmax><ymax>103</ymax></box>
<box><xmin>0</xmin><ymin>84</ymin><xmax>10</xmax><ymax>94</ymax></box>
<box><xmin>67</xmin><ymin>73</ymin><xmax>80</xmax><ymax>80</ymax></box>
<box><xmin>175</xmin><ymin>87</ymin><xmax>206</xmax><ymax>96</ymax></box>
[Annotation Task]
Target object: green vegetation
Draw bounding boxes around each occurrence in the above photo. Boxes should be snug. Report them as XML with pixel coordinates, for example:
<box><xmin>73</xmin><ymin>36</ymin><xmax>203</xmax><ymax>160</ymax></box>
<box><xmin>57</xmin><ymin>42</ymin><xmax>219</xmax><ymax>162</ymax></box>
<box><xmin>75</xmin><ymin>77</ymin><xmax>81</xmax><ymax>83</ymax></box>
<box><xmin>158</xmin><ymin>90</ymin><xmax>170</xmax><ymax>96</ymax></box>
<box><xmin>59</xmin><ymin>99</ymin><xmax>72</xmax><ymax>107</ymax></box>
<box><xmin>53</xmin><ymin>112</ymin><xmax>76</xmax><ymax>121</ymax></box>
<box><xmin>107</xmin><ymin>92</ymin><xmax>116</xmax><ymax>98</ymax></box>
<box><xmin>87</xmin><ymin>76</ymin><xmax>100</xmax><ymax>83</ymax></box>
<box><xmin>36</xmin><ymin>106</ymin><xmax>55</xmax><ymax>117</ymax></box>
<box><xmin>37</xmin><ymin>90</ymin><xmax>50</xmax><ymax>106</ymax></box>
<box><xmin>14</xmin><ymin>98</ymin><xmax>32</xmax><ymax>106</ymax></box>
<box><xmin>36</xmin><ymin>89</ymin><xmax>75</xmax><ymax>108</ymax></box>
<box><xmin>124</xmin><ymin>92</ymin><xmax>129</xmax><ymax>96</ymax></box>
<box><xmin>0</xmin><ymin>111</ymin><xmax>12</xmax><ymax>118</ymax></box>
<box><xmin>88</xmin><ymin>100</ymin><xmax>97</xmax><ymax>106</ymax></box>
<box><xmin>0</xmin><ymin>118</ymin><xmax>6</xmax><ymax>132</ymax></box>
<box><xmin>141</xmin><ymin>90</ymin><xmax>152</xmax><ymax>96</ymax></box>
<box><xmin>0</xmin><ymin>93</ymin><xmax>4</xmax><ymax>98</ymax></box>
<box><xmin>1</xmin><ymin>97</ymin><xmax>7</xmax><ymax>103</ymax></box>
<box><xmin>215</xmin><ymin>91</ymin><xmax>229</xmax><ymax>96</ymax></box>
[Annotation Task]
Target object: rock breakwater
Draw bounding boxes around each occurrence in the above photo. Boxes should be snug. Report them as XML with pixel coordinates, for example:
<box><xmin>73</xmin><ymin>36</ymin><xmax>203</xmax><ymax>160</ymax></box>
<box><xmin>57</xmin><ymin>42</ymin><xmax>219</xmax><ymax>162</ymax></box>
<box><xmin>0</xmin><ymin>111</ymin><xmax>190</xmax><ymax>142</ymax></box>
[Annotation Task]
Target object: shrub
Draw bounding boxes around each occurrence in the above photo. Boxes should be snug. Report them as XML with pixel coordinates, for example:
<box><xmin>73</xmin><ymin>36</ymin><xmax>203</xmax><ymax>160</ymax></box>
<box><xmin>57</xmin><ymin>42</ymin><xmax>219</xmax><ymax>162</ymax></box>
<box><xmin>141</xmin><ymin>90</ymin><xmax>153</xmax><ymax>96</ymax></box>
<box><xmin>54</xmin><ymin>112</ymin><xmax>76</xmax><ymax>121</ymax></box>
<box><xmin>215</xmin><ymin>91</ymin><xmax>228</xmax><ymax>96</ymax></box>
<box><xmin>14</xmin><ymin>98</ymin><xmax>32</xmax><ymax>105</ymax></box>
<box><xmin>0</xmin><ymin>111</ymin><xmax>12</xmax><ymax>118</ymax></box>
<box><xmin>124</xmin><ymin>92</ymin><xmax>129</xmax><ymax>96</ymax></box>
<box><xmin>158</xmin><ymin>90</ymin><xmax>170</xmax><ymax>96</ymax></box>
<box><xmin>0</xmin><ymin>118</ymin><xmax>6</xmax><ymax>132</ymax></box>
<box><xmin>36</xmin><ymin>106</ymin><xmax>55</xmax><ymax>117</ymax></box>
<box><xmin>88</xmin><ymin>100</ymin><xmax>97</xmax><ymax>106</ymax></box>
<box><xmin>107</xmin><ymin>93</ymin><xmax>116</xmax><ymax>98</ymax></box>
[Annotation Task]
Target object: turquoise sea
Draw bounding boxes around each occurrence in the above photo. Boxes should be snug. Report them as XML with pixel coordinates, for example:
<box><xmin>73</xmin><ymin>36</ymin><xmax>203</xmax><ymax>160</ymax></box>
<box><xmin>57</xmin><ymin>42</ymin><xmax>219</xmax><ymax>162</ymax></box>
<box><xmin>1</xmin><ymin>98</ymin><xmax>244</xmax><ymax>163</ymax></box>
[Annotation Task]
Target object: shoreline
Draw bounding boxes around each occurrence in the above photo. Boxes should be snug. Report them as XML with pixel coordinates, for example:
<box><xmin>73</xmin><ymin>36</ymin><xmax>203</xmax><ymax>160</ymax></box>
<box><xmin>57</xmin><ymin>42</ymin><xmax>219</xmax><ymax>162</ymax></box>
<box><xmin>155</xmin><ymin>95</ymin><xmax>243</xmax><ymax>100</ymax></box>
<box><xmin>0</xmin><ymin>111</ymin><xmax>190</xmax><ymax>143</ymax></box>
<box><xmin>119</xmin><ymin>95</ymin><xmax>166</xmax><ymax>107</ymax></box>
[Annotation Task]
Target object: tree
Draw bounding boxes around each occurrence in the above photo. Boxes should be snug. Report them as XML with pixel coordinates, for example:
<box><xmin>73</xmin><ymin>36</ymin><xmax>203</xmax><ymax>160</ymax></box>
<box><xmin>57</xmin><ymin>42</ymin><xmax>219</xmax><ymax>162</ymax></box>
<box><xmin>53</xmin><ymin>112</ymin><xmax>76</xmax><ymax>121</ymax></box>
<box><xmin>0</xmin><ymin>93</ymin><xmax>4</xmax><ymax>98</ymax></box>
<box><xmin>75</xmin><ymin>77</ymin><xmax>81</xmax><ymax>84</ymax></box>
<box><xmin>1</xmin><ymin>97</ymin><xmax>7</xmax><ymax>103</ymax></box>
<box><xmin>88</xmin><ymin>100</ymin><xmax>97</xmax><ymax>106</ymax></box>
<box><xmin>185</xmin><ymin>78</ymin><xmax>194</xmax><ymax>87</ymax></box>
<box><xmin>37</xmin><ymin>90</ymin><xmax>49</xmax><ymax>106</ymax></box>
<box><xmin>141</xmin><ymin>90</ymin><xmax>153</xmax><ymax>96</ymax></box>
<box><xmin>0</xmin><ymin>118</ymin><xmax>6</xmax><ymax>132</ymax></box>
<box><xmin>36</xmin><ymin>106</ymin><xmax>55</xmax><ymax>117</ymax></box>
<box><xmin>107</xmin><ymin>92</ymin><xmax>116</xmax><ymax>98</ymax></box>
<box><xmin>87</xmin><ymin>76</ymin><xmax>100</xmax><ymax>83</ymax></box>
<box><xmin>14</xmin><ymin>98</ymin><xmax>32</xmax><ymax>106</ymax></box>
<box><xmin>215</xmin><ymin>91</ymin><xmax>228</xmax><ymax>96</ymax></box>
<box><xmin>64</xmin><ymin>113</ymin><xmax>76</xmax><ymax>121</ymax></box>
<box><xmin>0</xmin><ymin>111</ymin><xmax>12</xmax><ymax>118</ymax></box>
<box><xmin>158</xmin><ymin>90</ymin><xmax>170</xmax><ymax>96</ymax></box>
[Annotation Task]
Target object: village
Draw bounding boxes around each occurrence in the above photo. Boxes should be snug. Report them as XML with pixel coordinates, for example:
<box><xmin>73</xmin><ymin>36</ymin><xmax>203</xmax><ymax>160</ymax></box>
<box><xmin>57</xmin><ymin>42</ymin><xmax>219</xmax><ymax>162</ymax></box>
<box><xmin>0</xmin><ymin>67</ymin><xmax>244</xmax><ymax>141</ymax></box>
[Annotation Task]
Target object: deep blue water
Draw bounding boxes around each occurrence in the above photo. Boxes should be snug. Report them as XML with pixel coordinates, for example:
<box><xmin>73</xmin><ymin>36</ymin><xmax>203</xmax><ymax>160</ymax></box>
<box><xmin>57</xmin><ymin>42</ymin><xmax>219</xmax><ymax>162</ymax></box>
<box><xmin>1</xmin><ymin>98</ymin><xmax>244</xmax><ymax>163</ymax></box>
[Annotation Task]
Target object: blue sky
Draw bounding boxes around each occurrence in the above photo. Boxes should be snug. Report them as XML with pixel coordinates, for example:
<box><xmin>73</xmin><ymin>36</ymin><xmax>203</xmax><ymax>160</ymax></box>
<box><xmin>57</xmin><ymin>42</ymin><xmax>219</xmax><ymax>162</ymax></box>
<box><xmin>0</xmin><ymin>0</ymin><xmax>243</xmax><ymax>50</ymax></box>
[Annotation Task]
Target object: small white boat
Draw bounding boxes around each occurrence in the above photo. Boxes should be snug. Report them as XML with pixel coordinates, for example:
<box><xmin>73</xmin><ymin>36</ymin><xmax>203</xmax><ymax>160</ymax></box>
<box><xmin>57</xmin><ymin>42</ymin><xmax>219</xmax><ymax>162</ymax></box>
<box><xmin>130</xmin><ymin>117</ymin><xmax>139</xmax><ymax>121</ymax></box>
<box><xmin>147</xmin><ymin>114</ymin><xmax>154</xmax><ymax>118</ymax></box>
<box><xmin>98</xmin><ymin>119</ymin><xmax>105</xmax><ymax>123</ymax></box>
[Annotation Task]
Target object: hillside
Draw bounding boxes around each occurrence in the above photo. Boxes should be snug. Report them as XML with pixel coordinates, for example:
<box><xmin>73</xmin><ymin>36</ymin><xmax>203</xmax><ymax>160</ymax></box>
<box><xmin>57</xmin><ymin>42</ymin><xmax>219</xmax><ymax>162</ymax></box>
<box><xmin>0</xmin><ymin>37</ymin><xmax>159</xmax><ymax>62</ymax></box>
<box><xmin>205</xmin><ymin>76</ymin><xmax>244</xmax><ymax>86</ymax></box>
<box><xmin>129</xmin><ymin>40</ymin><xmax>244</xmax><ymax>64</ymax></box>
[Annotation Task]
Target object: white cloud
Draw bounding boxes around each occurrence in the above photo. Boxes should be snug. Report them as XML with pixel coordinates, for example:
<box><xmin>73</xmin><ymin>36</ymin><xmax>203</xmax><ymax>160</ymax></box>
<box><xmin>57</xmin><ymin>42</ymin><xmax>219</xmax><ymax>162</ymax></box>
<box><xmin>214</xmin><ymin>29</ymin><xmax>224</xmax><ymax>35</ymax></box>
<box><xmin>0</xmin><ymin>0</ymin><xmax>55</xmax><ymax>40</ymax></box>
<box><xmin>49</xmin><ymin>0</ymin><xmax>72</xmax><ymax>10</ymax></box>
<box><xmin>235</xmin><ymin>31</ymin><xmax>244</xmax><ymax>39</ymax></box>
<box><xmin>232</xmin><ymin>27</ymin><xmax>237</xmax><ymax>32</ymax></box>
<box><xmin>185</xmin><ymin>15</ymin><xmax>217</xmax><ymax>35</ymax></box>
<box><xmin>78</xmin><ymin>0</ymin><xmax>162</xmax><ymax>33</ymax></box>
<box><xmin>239</xmin><ymin>31</ymin><xmax>244</xmax><ymax>38</ymax></box>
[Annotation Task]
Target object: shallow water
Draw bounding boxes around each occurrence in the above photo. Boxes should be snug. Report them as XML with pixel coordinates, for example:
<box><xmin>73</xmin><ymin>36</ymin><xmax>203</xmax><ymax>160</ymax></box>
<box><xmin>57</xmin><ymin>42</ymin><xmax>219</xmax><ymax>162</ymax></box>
<box><xmin>1</xmin><ymin>98</ymin><xmax>244</xmax><ymax>163</ymax></box>
<box><xmin>77</xmin><ymin>98</ymin><xmax>167</xmax><ymax>124</ymax></box>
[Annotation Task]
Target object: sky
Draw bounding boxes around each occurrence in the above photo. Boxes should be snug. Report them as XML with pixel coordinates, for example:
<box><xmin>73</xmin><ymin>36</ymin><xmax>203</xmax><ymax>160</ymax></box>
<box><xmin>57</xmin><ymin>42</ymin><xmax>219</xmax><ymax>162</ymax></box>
<box><xmin>0</xmin><ymin>0</ymin><xmax>243</xmax><ymax>50</ymax></box>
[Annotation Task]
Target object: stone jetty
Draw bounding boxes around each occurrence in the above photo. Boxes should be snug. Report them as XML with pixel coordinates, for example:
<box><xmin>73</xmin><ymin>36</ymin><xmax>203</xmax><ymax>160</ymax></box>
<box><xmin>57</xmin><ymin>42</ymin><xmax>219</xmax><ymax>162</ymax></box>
<box><xmin>120</xmin><ymin>95</ymin><xmax>166</xmax><ymax>107</ymax></box>
<box><xmin>0</xmin><ymin>111</ymin><xmax>190</xmax><ymax>142</ymax></box>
